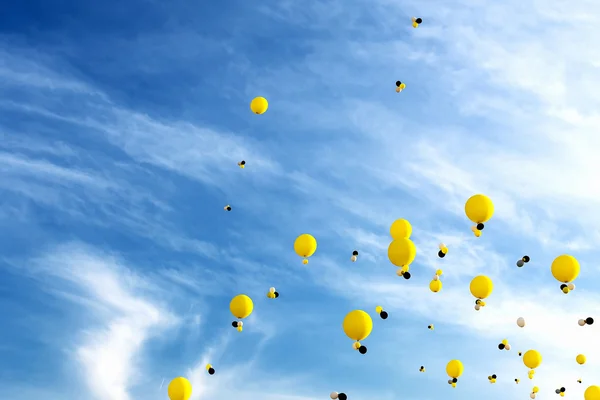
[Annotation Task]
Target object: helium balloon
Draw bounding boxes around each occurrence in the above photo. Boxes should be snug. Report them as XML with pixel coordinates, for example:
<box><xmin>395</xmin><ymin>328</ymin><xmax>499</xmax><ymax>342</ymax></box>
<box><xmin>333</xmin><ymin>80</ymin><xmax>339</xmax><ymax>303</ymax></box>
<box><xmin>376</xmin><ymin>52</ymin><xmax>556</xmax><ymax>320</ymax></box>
<box><xmin>585</xmin><ymin>386</ymin><xmax>600</xmax><ymax>400</ymax></box>
<box><xmin>429</xmin><ymin>279</ymin><xmax>442</xmax><ymax>292</ymax></box>
<box><xmin>294</xmin><ymin>234</ymin><xmax>317</xmax><ymax>263</ymax></box>
<box><xmin>517</xmin><ymin>317</ymin><xmax>525</xmax><ymax>327</ymax></box>
<box><xmin>230</xmin><ymin>294</ymin><xmax>253</xmax><ymax>319</ymax></box>
<box><xmin>551</xmin><ymin>255</ymin><xmax>580</xmax><ymax>283</ymax></box>
<box><xmin>388</xmin><ymin>238</ymin><xmax>417</xmax><ymax>267</ymax></box>
<box><xmin>577</xmin><ymin>354</ymin><xmax>586</xmax><ymax>365</ymax></box>
<box><xmin>250</xmin><ymin>97</ymin><xmax>268</xmax><ymax>114</ymax></box>
<box><xmin>168</xmin><ymin>377</ymin><xmax>192</xmax><ymax>400</ymax></box>
<box><xmin>523</xmin><ymin>350</ymin><xmax>542</xmax><ymax>369</ymax></box>
<box><xmin>583</xmin><ymin>385</ymin><xmax>600</xmax><ymax>400</ymax></box>
<box><xmin>342</xmin><ymin>310</ymin><xmax>373</xmax><ymax>341</ymax></box>
<box><xmin>470</xmin><ymin>275</ymin><xmax>493</xmax><ymax>299</ymax></box>
<box><xmin>465</xmin><ymin>194</ymin><xmax>494</xmax><ymax>225</ymax></box>
<box><xmin>389</xmin><ymin>219</ymin><xmax>412</xmax><ymax>239</ymax></box>
<box><xmin>446</xmin><ymin>360</ymin><xmax>464</xmax><ymax>378</ymax></box>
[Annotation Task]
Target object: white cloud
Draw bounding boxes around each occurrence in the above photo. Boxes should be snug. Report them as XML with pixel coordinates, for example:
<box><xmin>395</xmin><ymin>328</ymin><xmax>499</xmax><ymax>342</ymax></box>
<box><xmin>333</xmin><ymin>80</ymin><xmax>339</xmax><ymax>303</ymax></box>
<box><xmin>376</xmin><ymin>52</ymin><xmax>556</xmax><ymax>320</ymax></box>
<box><xmin>30</xmin><ymin>243</ymin><xmax>178</xmax><ymax>400</ymax></box>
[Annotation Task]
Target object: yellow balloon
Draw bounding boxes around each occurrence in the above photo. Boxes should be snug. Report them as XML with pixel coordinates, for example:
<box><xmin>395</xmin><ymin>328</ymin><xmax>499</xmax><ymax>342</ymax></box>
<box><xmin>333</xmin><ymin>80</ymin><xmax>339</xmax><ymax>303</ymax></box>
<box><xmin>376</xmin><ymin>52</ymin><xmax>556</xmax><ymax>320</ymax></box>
<box><xmin>342</xmin><ymin>310</ymin><xmax>373</xmax><ymax>341</ymax></box>
<box><xmin>250</xmin><ymin>96</ymin><xmax>268</xmax><ymax>114</ymax></box>
<box><xmin>585</xmin><ymin>386</ymin><xmax>600</xmax><ymax>400</ymax></box>
<box><xmin>551</xmin><ymin>254</ymin><xmax>580</xmax><ymax>283</ymax></box>
<box><xmin>294</xmin><ymin>234</ymin><xmax>317</xmax><ymax>258</ymax></box>
<box><xmin>523</xmin><ymin>350</ymin><xmax>542</xmax><ymax>369</ymax></box>
<box><xmin>387</xmin><ymin>238</ymin><xmax>417</xmax><ymax>267</ymax></box>
<box><xmin>465</xmin><ymin>194</ymin><xmax>494</xmax><ymax>224</ymax></box>
<box><xmin>469</xmin><ymin>275</ymin><xmax>493</xmax><ymax>299</ymax></box>
<box><xmin>168</xmin><ymin>377</ymin><xmax>192</xmax><ymax>400</ymax></box>
<box><xmin>577</xmin><ymin>354</ymin><xmax>587</xmax><ymax>365</ymax></box>
<box><xmin>389</xmin><ymin>219</ymin><xmax>412</xmax><ymax>239</ymax></box>
<box><xmin>446</xmin><ymin>360</ymin><xmax>464</xmax><ymax>378</ymax></box>
<box><xmin>429</xmin><ymin>280</ymin><xmax>442</xmax><ymax>292</ymax></box>
<box><xmin>229</xmin><ymin>294</ymin><xmax>253</xmax><ymax>319</ymax></box>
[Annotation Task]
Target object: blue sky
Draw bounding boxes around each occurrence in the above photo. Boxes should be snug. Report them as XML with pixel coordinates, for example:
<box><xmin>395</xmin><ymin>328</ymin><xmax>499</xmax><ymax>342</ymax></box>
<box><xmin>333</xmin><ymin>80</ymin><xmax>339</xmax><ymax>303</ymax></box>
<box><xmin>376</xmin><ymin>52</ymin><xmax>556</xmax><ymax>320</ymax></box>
<box><xmin>1</xmin><ymin>0</ymin><xmax>600</xmax><ymax>399</ymax></box>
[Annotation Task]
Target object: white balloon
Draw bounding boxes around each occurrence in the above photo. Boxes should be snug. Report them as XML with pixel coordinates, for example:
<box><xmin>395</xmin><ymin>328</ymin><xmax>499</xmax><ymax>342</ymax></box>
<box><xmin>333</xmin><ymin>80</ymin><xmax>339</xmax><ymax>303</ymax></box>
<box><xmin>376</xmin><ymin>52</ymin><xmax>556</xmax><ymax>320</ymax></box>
<box><xmin>505</xmin><ymin>344</ymin><xmax>511</xmax><ymax>350</ymax></box>
<box><xmin>568</xmin><ymin>283</ymin><xmax>575</xmax><ymax>290</ymax></box>
<box><xmin>351</xmin><ymin>255</ymin><xmax>357</xmax><ymax>262</ymax></box>
<box><xmin>269</xmin><ymin>287</ymin><xmax>276</xmax><ymax>293</ymax></box>
<box><xmin>433</xmin><ymin>275</ymin><xmax>439</xmax><ymax>281</ymax></box>
<box><xmin>530</xmin><ymin>393</ymin><xmax>536</xmax><ymax>399</ymax></box>
<box><xmin>578</xmin><ymin>319</ymin><xmax>586</xmax><ymax>326</ymax></box>
<box><xmin>238</xmin><ymin>321</ymin><xmax>243</xmax><ymax>327</ymax></box>
<box><xmin>517</xmin><ymin>317</ymin><xmax>525</xmax><ymax>327</ymax></box>
<box><xmin>474</xmin><ymin>304</ymin><xmax>481</xmax><ymax>311</ymax></box>
<box><xmin>396</xmin><ymin>268</ymin><xmax>404</xmax><ymax>276</ymax></box>
<box><xmin>330</xmin><ymin>392</ymin><xmax>339</xmax><ymax>399</ymax></box>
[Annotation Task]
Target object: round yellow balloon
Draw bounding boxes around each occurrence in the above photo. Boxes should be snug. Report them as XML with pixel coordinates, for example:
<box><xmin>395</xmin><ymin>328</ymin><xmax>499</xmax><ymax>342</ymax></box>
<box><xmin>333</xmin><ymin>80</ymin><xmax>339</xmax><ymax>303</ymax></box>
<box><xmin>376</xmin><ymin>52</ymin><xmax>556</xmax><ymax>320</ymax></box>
<box><xmin>429</xmin><ymin>280</ymin><xmax>442</xmax><ymax>292</ymax></box>
<box><xmin>469</xmin><ymin>275</ymin><xmax>493</xmax><ymax>299</ymax></box>
<box><xmin>250</xmin><ymin>97</ymin><xmax>268</xmax><ymax>114</ymax></box>
<box><xmin>585</xmin><ymin>386</ymin><xmax>600</xmax><ymax>400</ymax></box>
<box><xmin>294</xmin><ymin>234</ymin><xmax>317</xmax><ymax>258</ymax></box>
<box><xmin>229</xmin><ymin>294</ymin><xmax>254</xmax><ymax>319</ymax></box>
<box><xmin>523</xmin><ymin>350</ymin><xmax>542</xmax><ymax>369</ymax></box>
<box><xmin>577</xmin><ymin>354</ymin><xmax>586</xmax><ymax>365</ymax></box>
<box><xmin>551</xmin><ymin>254</ymin><xmax>580</xmax><ymax>283</ymax></box>
<box><xmin>342</xmin><ymin>310</ymin><xmax>373</xmax><ymax>341</ymax></box>
<box><xmin>387</xmin><ymin>238</ymin><xmax>417</xmax><ymax>267</ymax></box>
<box><xmin>465</xmin><ymin>194</ymin><xmax>494</xmax><ymax>224</ymax></box>
<box><xmin>389</xmin><ymin>219</ymin><xmax>412</xmax><ymax>239</ymax></box>
<box><xmin>168</xmin><ymin>377</ymin><xmax>192</xmax><ymax>400</ymax></box>
<box><xmin>446</xmin><ymin>360</ymin><xmax>464</xmax><ymax>378</ymax></box>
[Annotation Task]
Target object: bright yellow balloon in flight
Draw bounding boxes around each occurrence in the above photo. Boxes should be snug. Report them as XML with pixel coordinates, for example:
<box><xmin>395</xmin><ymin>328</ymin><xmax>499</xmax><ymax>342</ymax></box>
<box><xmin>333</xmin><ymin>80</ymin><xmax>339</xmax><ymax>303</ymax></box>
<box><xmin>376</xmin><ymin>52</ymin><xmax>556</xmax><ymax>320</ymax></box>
<box><xmin>465</xmin><ymin>194</ymin><xmax>494</xmax><ymax>223</ymax></box>
<box><xmin>523</xmin><ymin>350</ymin><xmax>542</xmax><ymax>369</ymax></box>
<box><xmin>429</xmin><ymin>280</ymin><xmax>442</xmax><ymax>292</ymax></box>
<box><xmin>230</xmin><ymin>294</ymin><xmax>254</xmax><ymax>319</ymax></box>
<box><xmin>585</xmin><ymin>386</ymin><xmax>600</xmax><ymax>400</ymax></box>
<box><xmin>250</xmin><ymin>96</ymin><xmax>268</xmax><ymax>114</ymax></box>
<box><xmin>577</xmin><ymin>354</ymin><xmax>587</xmax><ymax>365</ymax></box>
<box><xmin>294</xmin><ymin>234</ymin><xmax>317</xmax><ymax>259</ymax></box>
<box><xmin>446</xmin><ymin>360</ymin><xmax>464</xmax><ymax>378</ymax></box>
<box><xmin>469</xmin><ymin>275</ymin><xmax>493</xmax><ymax>299</ymax></box>
<box><xmin>551</xmin><ymin>254</ymin><xmax>580</xmax><ymax>283</ymax></box>
<box><xmin>388</xmin><ymin>238</ymin><xmax>417</xmax><ymax>267</ymax></box>
<box><xmin>389</xmin><ymin>219</ymin><xmax>412</xmax><ymax>239</ymax></box>
<box><xmin>168</xmin><ymin>377</ymin><xmax>192</xmax><ymax>400</ymax></box>
<box><xmin>342</xmin><ymin>310</ymin><xmax>373</xmax><ymax>341</ymax></box>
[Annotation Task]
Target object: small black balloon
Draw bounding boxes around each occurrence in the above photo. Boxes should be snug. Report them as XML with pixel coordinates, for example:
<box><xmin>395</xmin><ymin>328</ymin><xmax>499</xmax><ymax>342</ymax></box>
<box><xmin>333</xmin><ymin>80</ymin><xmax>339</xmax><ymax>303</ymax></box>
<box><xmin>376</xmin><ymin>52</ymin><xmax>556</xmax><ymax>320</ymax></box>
<box><xmin>420</xmin><ymin>366</ymin><xmax>424</xmax><ymax>369</ymax></box>
<box><xmin>452</xmin><ymin>378</ymin><xmax>458</xmax><ymax>383</ymax></box>
<box><xmin>560</xmin><ymin>284</ymin><xmax>567</xmax><ymax>289</ymax></box>
<box><xmin>338</xmin><ymin>394</ymin><xmax>347</xmax><ymax>400</ymax></box>
<box><xmin>208</xmin><ymin>368</ymin><xmax>215</xmax><ymax>375</ymax></box>
<box><xmin>403</xmin><ymin>272</ymin><xmax>411</xmax><ymax>279</ymax></box>
<box><xmin>492</xmin><ymin>374</ymin><xmax>497</xmax><ymax>379</ymax></box>
<box><xmin>396</xmin><ymin>81</ymin><xmax>401</xmax><ymax>87</ymax></box>
<box><xmin>226</xmin><ymin>206</ymin><xmax>231</xmax><ymax>211</ymax></box>
<box><xmin>352</xmin><ymin>250</ymin><xmax>359</xmax><ymax>256</ymax></box>
<box><xmin>415</xmin><ymin>17</ymin><xmax>422</xmax><ymax>23</ymax></box>
<box><xmin>359</xmin><ymin>346</ymin><xmax>367</xmax><ymax>354</ymax></box>
<box><xmin>438</xmin><ymin>250</ymin><xmax>445</xmax><ymax>258</ymax></box>
<box><xmin>380</xmin><ymin>311</ymin><xmax>388</xmax><ymax>319</ymax></box>
<box><xmin>561</xmin><ymin>387</ymin><xmax>565</xmax><ymax>392</ymax></box>
<box><xmin>274</xmin><ymin>291</ymin><xmax>279</xmax><ymax>298</ymax></box>
<box><xmin>240</xmin><ymin>160</ymin><xmax>245</xmax><ymax>165</ymax></box>
<box><xmin>586</xmin><ymin>317</ymin><xmax>594</xmax><ymax>325</ymax></box>
<box><xmin>232</xmin><ymin>321</ymin><xmax>238</xmax><ymax>327</ymax></box>
<box><xmin>475</xmin><ymin>299</ymin><xmax>481</xmax><ymax>305</ymax></box>
<box><xmin>523</xmin><ymin>255</ymin><xmax>530</xmax><ymax>262</ymax></box>
<box><xmin>498</xmin><ymin>344</ymin><xmax>505</xmax><ymax>350</ymax></box>
<box><xmin>476</xmin><ymin>223</ymin><xmax>485</xmax><ymax>230</ymax></box>
<box><xmin>515</xmin><ymin>379</ymin><xmax>518</xmax><ymax>382</ymax></box>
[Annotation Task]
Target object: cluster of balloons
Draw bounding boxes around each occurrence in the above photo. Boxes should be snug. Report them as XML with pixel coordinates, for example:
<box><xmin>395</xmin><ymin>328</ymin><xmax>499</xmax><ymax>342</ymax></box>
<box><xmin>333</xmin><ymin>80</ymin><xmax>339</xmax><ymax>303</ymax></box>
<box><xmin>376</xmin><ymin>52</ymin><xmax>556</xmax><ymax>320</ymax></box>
<box><xmin>429</xmin><ymin>268</ymin><xmax>443</xmax><ymax>293</ymax></box>
<box><xmin>523</xmin><ymin>350</ymin><xmax>542</xmax><ymax>379</ymax></box>
<box><xmin>469</xmin><ymin>275</ymin><xmax>493</xmax><ymax>311</ymax></box>
<box><xmin>497</xmin><ymin>338</ymin><xmax>511</xmax><ymax>351</ymax></box>
<box><xmin>516</xmin><ymin>255</ymin><xmax>530</xmax><ymax>268</ymax></box>
<box><xmin>294</xmin><ymin>233</ymin><xmax>317</xmax><ymax>264</ymax></box>
<box><xmin>351</xmin><ymin>250</ymin><xmax>359</xmax><ymax>262</ymax></box>
<box><xmin>488</xmin><ymin>374</ymin><xmax>497</xmax><ymax>384</ymax></box>
<box><xmin>343</xmin><ymin>310</ymin><xmax>372</xmax><ymax>354</ymax></box>
<box><xmin>230</xmin><ymin>294</ymin><xmax>253</xmax><ymax>332</ymax></box>
<box><xmin>464</xmin><ymin>194</ymin><xmax>494</xmax><ymax>237</ymax></box>
<box><xmin>551</xmin><ymin>254</ymin><xmax>580</xmax><ymax>293</ymax></box>
<box><xmin>411</xmin><ymin>16</ymin><xmax>423</xmax><ymax>28</ymax></box>
<box><xmin>266</xmin><ymin>286</ymin><xmax>279</xmax><ymax>299</ymax></box>
<box><xmin>387</xmin><ymin>219</ymin><xmax>416</xmax><ymax>279</ymax></box>
<box><xmin>446</xmin><ymin>359</ymin><xmax>463</xmax><ymax>387</ymax></box>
